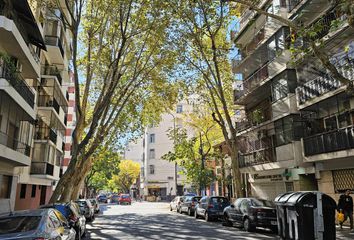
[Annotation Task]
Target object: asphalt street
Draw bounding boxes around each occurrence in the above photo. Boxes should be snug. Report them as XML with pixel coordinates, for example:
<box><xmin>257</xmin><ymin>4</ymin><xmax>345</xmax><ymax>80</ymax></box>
<box><xmin>86</xmin><ymin>202</ymin><xmax>353</xmax><ymax>240</ymax></box>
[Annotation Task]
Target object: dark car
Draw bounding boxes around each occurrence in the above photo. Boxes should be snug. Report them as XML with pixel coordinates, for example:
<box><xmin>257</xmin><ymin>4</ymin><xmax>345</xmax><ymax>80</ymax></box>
<box><xmin>97</xmin><ymin>194</ymin><xmax>108</xmax><ymax>203</ymax></box>
<box><xmin>180</xmin><ymin>196</ymin><xmax>202</xmax><ymax>216</ymax></box>
<box><xmin>89</xmin><ymin>198</ymin><xmax>100</xmax><ymax>213</ymax></box>
<box><xmin>169</xmin><ymin>196</ymin><xmax>184</xmax><ymax>212</ymax></box>
<box><xmin>41</xmin><ymin>202</ymin><xmax>86</xmax><ymax>239</ymax></box>
<box><xmin>195</xmin><ymin>196</ymin><xmax>230</xmax><ymax>221</ymax></box>
<box><xmin>75</xmin><ymin>199</ymin><xmax>95</xmax><ymax>222</ymax></box>
<box><xmin>118</xmin><ymin>194</ymin><xmax>132</xmax><ymax>205</ymax></box>
<box><xmin>0</xmin><ymin>208</ymin><xmax>76</xmax><ymax>239</ymax></box>
<box><xmin>111</xmin><ymin>194</ymin><xmax>120</xmax><ymax>204</ymax></box>
<box><xmin>223</xmin><ymin>198</ymin><xmax>278</xmax><ymax>232</ymax></box>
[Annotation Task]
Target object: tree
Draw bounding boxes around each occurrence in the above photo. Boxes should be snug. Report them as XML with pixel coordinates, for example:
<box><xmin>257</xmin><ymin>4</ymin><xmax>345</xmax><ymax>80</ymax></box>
<box><xmin>162</xmin><ymin>106</ymin><xmax>222</xmax><ymax>194</ymax></box>
<box><xmin>84</xmin><ymin>147</ymin><xmax>121</xmax><ymax>197</ymax></box>
<box><xmin>44</xmin><ymin>0</ymin><xmax>178</xmax><ymax>202</ymax></box>
<box><xmin>108</xmin><ymin>160</ymin><xmax>140</xmax><ymax>193</ymax></box>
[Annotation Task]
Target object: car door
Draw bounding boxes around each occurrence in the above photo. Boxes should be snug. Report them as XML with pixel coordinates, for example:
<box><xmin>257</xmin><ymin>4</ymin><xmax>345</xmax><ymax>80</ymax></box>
<box><xmin>234</xmin><ymin>199</ymin><xmax>246</xmax><ymax>224</ymax></box>
<box><xmin>200</xmin><ymin>197</ymin><xmax>208</xmax><ymax>215</ymax></box>
<box><xmin>228</xmin><ymin>199</ymin><xmax>241</xmax><ymax>221</ymax></box>
<box><xmin>181</xmin><ymin>197</ymin><xmax>188</xmax><ymax>212</ymax></box>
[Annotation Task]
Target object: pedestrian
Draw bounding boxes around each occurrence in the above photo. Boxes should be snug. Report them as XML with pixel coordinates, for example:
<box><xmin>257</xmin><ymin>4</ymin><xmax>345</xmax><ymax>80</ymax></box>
<box><xmin>338</xmin><ymin>189</ymin><xmax>353</xmax><ymax>231</ymax></box>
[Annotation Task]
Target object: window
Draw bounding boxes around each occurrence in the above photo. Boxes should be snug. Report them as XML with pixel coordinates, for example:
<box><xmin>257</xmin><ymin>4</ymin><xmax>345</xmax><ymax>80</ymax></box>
<box><xmin>0</xmin><ymin>175</ymin><xmax>12</xmax><ymax>199</ymax></box>
<box><xmin>267</xmin><ymin>28</ymin><xmax>290</xmax><ymax>61</ymax></box>
<box><xmin>285</xmin><ymin>182</ymin><xmax>294</xmax><ymax>192</ymax></box>
<box><xmin>149</xmin><ymin>165</ymin><xmax>155</xmax><ymax>174</ymax></box>
<box><xmin>176</xmin><ymin>105</ymin><xmax>183</xmax><ymax>113</ymax></box>
<box><xmin>168</xmin><ymin>176</ymin><xmax>174</xmax><ymax>180</ymax></box>
<box><xmin>333</xmin><ymin>169</ymin><xmax>354</xmax><ymax>193</ymax></box>
<box><xmin>149</xmin><ymin>134</ymin><xmax>155</xmax><ymax>143</ymax></box>
<box><xmin>20</xmin><ymin>184</ymin><xmax>26</xmax><ymax>199</ymax></box>
<box><xmin>31</xmin><ymin>185</ymin><xmax>36</xmax><ymax>198</ymax></box>
<box><xmin>272</xmin><ymin>77</ymin><xmax>288</xmax><ymax>101</ymax></box>
<box><xmin>149</xmin><ymin>149</ymin><xmax>155</xmax><ymax>159</ymax></box>
<box><xmin>325</xmin><ymin>116</ymin><xmax>337</xmax><ymax>131</ymax></box>
<box><xmin>275</xmin><ymin>115</ymin><xmax>303</xmax><ymax>146</ymax></box>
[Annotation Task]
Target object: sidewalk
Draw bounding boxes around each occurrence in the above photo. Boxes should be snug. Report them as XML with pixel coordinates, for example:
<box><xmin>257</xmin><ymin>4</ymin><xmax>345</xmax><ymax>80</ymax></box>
<box><xmin>336</xmin><ymin>226</ymin><xmax>354</xmax><ymax>239</ymax></box>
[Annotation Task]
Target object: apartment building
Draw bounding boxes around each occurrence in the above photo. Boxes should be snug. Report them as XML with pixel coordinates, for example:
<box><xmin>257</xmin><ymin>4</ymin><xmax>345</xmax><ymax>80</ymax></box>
<box><xmin>232</xmin><ymin>0</ymin><xmax>354</xmax><ymax>201</ymax></box>
<box><xmin>124</xmin><ymin>101</ymin><xmax>196</xmax><ymax>200</ymax></box>
<box><xmin>0</xmin><ymin>0</ymin><xmax>46</xmax><ymax>213</ymax></box>
<box><xmin>0</xmin><ymin>0</ymin><xmax>73</xmax><ymax>212</ymax></box>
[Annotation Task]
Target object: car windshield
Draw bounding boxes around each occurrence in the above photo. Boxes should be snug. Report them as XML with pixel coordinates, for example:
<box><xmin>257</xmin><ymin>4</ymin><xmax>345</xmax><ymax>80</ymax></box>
<box><xmin>0</xmin><ymin>216</ymin><xmax>41</xmax><ymax>234</ymax></box>
<box><xmin>210</xmin><ymin>197</ymin><xmax>229</xmax><ymax>204</ymax></box>
<box><xmin>193</xmin><ymin>197</ymin><xmax>201</xmax><ymax>202</ymax></box>
<box><xmin>121</xmin><ymin>195</ymin><xmax>129</xmax><ymax>199</ymax></box>
<box><xmin>252</xmin><ymin>199</ymin><xmax>275</xmax><ymax>207</ymax></box>
<box><xmin>76</xmin><ymin>201</ymin><xmax>87</xmax><ymax>207</ymax></box>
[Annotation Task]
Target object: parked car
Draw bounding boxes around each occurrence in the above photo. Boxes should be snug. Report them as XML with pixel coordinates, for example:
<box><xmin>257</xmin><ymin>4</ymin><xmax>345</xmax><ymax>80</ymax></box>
<box><xmin>195</xmin><ymin>196</ymin><xmax>230</xmax><ymax>221</ymax></box>
<box><xmin>180</xmin><ymin>196</ymin><xmax>202</xmax><ymax>216</ymax></box>
<box><xmin>223</xmin><ymin>198</ymin><xmax>278</xmax><ymax>232</ymax></box>
<box><xmin>97</xmin><ymin>194</ymin><xmax>108</xmax><ymax>203</ymax></box>
<box><xmin>170</xmin><ymin>196</ymin><xmax>184</xmax><ymax>212</ymax></box>
<box><xmin>111</xmin><ymin>194</ymin><xmax>120</xmax><ymax>204</ymax></box>
<box><xmin>118</xmin><ymin>194</ymin><xmax>132</xmax><ymax>205</ymax></box>
<box><xmin>75</xmin><ymin>199</ymin><xmax>95</xmax><ymax>222</ymax></box>
<box><xmin>0</xmin><ymin>208</ymin><xmax>76</xmax><ymax>239</ymax></box>
<box><xmin>41</xmin><ymin>202</ymin><xmax>86</xmax><ymax>240</ymax></box>
<box><xmin>89</xmin><ymin>198</ymin><xmax>100</xmax><ymax>213</ymax></box>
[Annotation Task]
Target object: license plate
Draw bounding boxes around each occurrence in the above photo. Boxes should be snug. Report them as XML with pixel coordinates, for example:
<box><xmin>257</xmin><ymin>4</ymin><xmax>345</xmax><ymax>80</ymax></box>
<box><xmin>271</xmin><ymin>221</ymin><xmax>277</xmax><ymax>225</ymax></box>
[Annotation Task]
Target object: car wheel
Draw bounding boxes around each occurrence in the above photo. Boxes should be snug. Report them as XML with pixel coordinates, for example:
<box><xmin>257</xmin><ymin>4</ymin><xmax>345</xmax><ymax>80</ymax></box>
<box><xmin>170</xmin><ymin>205</ymin><xmax>173</xmax><ymax>211</ymax></box>
<box><xmin>194</xmin><ymin>209</ymin><xmax>199</xmax><ymax>219</ymax></box>
<box><xmin>188</xmin><ymin>208</ymin><xmax>192</xmax><ymax>216</ymax></box>
<box><xmin>205</xmin><ymin>212</ymin><xmax>210</xmax><ymax>222</ymax></box>
<box><xmin>82</xmin><ymin>228</ymin><xmax>87</xmax><ymax>237</ymax></box>
<box><xmin>223</xmin><ymin>213</ymin><xmax>232</xmax><ymax>227</ymax></box>
<box><xmin>270</xmin><ymin>226</ymin><xmax>278</xmax><ymax>234</ymax></box>
<box><xmin>243</xmin><ymin>218</ymin><xmax>255</xmax><ymax>232</ymax></box>
<box><xmin>76</xmin><ymin>229</ymin><xmax>81</xmax><ymax>240</ymax></box>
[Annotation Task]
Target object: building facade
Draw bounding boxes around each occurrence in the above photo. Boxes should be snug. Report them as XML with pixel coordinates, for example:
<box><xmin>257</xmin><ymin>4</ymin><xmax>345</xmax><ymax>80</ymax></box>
<box><xmin>124</xmin><ymin>101</ymin><xmax>196</xmax><ymax>200</ymax></box>
<box><xmin>0</xmin><ymin>0</ymin><xmax>73</xmax><ymax>213</ymax></box>
<box><xmin>231</xmin><ymin>0</ymin><xmax>354</xmax><ymax>201</ymax></box>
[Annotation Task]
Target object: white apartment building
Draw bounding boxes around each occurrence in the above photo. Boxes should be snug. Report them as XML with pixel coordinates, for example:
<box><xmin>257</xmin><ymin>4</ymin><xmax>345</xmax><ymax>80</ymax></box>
<box><xmin>125</xmin><ymin>100</ymin><xmax>197</xmax><ymax>200</ymax></box>
<box><xmin>0</xmin><ymin>0</ymin><xmax>73</xmax><ymax>213</ymax></box>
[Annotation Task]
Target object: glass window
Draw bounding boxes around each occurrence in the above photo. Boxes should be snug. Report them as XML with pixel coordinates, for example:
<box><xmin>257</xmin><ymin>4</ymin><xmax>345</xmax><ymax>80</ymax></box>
<box><xmin>251</xmin><ymin>199</ymin><xmax>275</xmax><ymax>207</ymax></box>
<box><xmin>338</xmin><ymin>112</ymin><xmax>351</xmax><ymax>128</ymax></box>
<box><xmin>20</xmin><ymin>184</ymin><xmax>26</xmax><ymax>199</ymax></box>
<box><xmin>149</xmin><ymin>165</ymin><xmax>155</xmax><ymax>174</ymax></box>
<box><xmin>268</xmin><ymin>38</ymin><xmax>277</xmax><ymax>60</ymax></box>
<box><xmin>272</xmin><ymin>76</ymin><xmax>288</xmax><ymax>101</ymax></box>
<box><xmin>325</xmin><ymin>116</ymin><xmax>337</xmax><ymax>131</ymax></box>
<box><xmin>31</xmin><ymin>185</ymin><xmax>36</xmax><ymax>198</ymax></box>
<box><xmin>0</xmin><ymin>175</ymin><xmax>11</xmax><ymax>199</ymax></box>
<box><xmin>149</xmin><ymin>134</ymin><xmax>155</xmax><ymax>143</ymax></box>
<box><xmin>149</xmin><ymin>149</ymin><xmax>155</xmax><ymax>159</ymax></box>
<box><xmin>176</xmin><ymin>105</ymin><xmax>183</xmax><ymax>113</ymax></box>
<box><xmin>0</xmin><ymin>216</ymin><xmax>41</xmax><ymax>234</ymax></box>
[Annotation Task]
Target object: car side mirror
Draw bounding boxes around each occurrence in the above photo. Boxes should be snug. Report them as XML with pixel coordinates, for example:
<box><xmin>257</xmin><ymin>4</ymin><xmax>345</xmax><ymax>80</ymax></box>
<box><xmin>230</xmin><ymin>204</ymin><xmax>235</xmax><ymax>208</ymax></box>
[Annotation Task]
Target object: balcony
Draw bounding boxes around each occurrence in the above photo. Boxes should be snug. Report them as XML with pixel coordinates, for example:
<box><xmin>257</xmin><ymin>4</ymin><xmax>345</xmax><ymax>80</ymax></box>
<box><xmin>303</xmin><ymin>126</ymin><xmax>354</xmax><ymax>157</ymax></box>
<box><xmin>41</xmin><ymin>65</ymin><xmax>63</xmax><ymax>85</ymax></box>
<box><xmin>35</xmin><ymin>125</ymin><xmax>57</xmax><ymax>144</ymax></box>
<box><xmin>30</xmin><ymin>162</ymin><xmax>54</xmax><ymax>176</ymax></box>
<box><xmin>38</xmin><ymin>95</ymin><xmax>60</xmax><ymax>114</ymax></box>
<box><xmin>239</xmin><ymin>148</ymin><xmax>275</xmax><ymax>168</ymax></box>
<box><xmin>0</xmin><ymin>59</ymin><xmax>35</xmax><ymax>108</ymax></box>
<box><xmin>45</xmin><ymin>35</ymin><xmax>65</xmax><ymax>64</ymax></box>
<box><xmin>0</xmin><ymin>131</ymin><xmax>31</xmax><ymax>157</ymax></box>
<box><xmin>296</xmin><ymin>65</ymin><xmax>354</xmax><ymax>107</ymax></box>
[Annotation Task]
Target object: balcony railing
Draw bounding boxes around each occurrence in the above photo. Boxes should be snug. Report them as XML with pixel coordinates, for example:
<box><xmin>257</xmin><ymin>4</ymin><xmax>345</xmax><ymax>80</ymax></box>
<box><xmin>30</xmin><ymin>162</ymin><xmax>54</xmax><ymax>176</ymax></box>
<box><xmin>0</xmin><ymin>131</ymin><xmax>31</xmax><ymax>157</ymax></box>
<box><xmin>239</xmin><ymin>136</ymin><xmax>273</xmax><ymax>154</ymax></box>
<box><xmin>235</xmin><ymin>63</ymin><xmax>269</xmax><ymax>101</ymax></box>
<box><xmin>41</xmin><ymin>65</ymin><xmax>63</xmax><ymax>85</ymax></box>
<box><xmin>35</xmin><ymin>127</ymin><xmax>57</xmax><ymax>144</ymax></box>
<box><xmin>38</xmin><ymin>95</ymin><xmax>60</xmax><ymax>114</ymax></box>
<box><xmin>242</xmin><ymin>28</ymin><xmax>265</xmax><ymax>56</ymax></box>
<box><xmin>297</xmin><ymin>65</ymin><xmax>354</xmax><ymax>105</ymax></box>
<box><xmin>45</xmin><ymin>36</ymin><xmax>64</xmax><ymax>58</ymax></box>
<box><xmin>239</xmin><ymin>148</ymin><xmax>275</xmax><ymax>168</ymax></box>
<box><xmin>0</xmin><ymin>59</ymin><xmax>35</xmax><ymax>108</ymax></box>
<box><xmin>303</xmin><ymin>126</ymin><xmax>354</xmax><ymax>156</ymax></box>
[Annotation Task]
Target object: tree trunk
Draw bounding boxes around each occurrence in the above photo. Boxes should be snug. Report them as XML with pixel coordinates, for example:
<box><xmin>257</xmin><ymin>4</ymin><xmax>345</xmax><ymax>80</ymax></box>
<box><xmin>221</xmin><ymin>154</ymin><xmax>226</xmax><ymax>196</ymax></box>
<box><xmin>230</xmin><ymin>139</ymin><xmax>243</xmax><ymax>198</ymax></box>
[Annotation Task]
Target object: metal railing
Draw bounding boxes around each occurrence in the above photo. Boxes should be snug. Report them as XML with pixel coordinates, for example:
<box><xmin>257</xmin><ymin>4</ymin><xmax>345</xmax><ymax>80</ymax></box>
<box><xmin>303</xmin><ymin>126</ymin><xmax>354</xmax><ymax>156</ymax></box>
<box><xmin>297</xmin><ymin>65</ymin><xmax>354</xmax><ymax>105</ymax></box>
<box><xmin>41</xmin><ymin>65</ymin><xmax>63</xmax><ymax>85</ymax></box>
<box><xmin>0</xmin><ymin>59</ymin><xmax>35</xmax><ymax>108</ymax></box>
<box><xmin>34</xmin><ymin>127</ymin><xmax>57</xmax><ymax>144</ymax></box>
<box><xmin>37</xmin><ymin>95</ymin><xmax>60</xmax><ymax>114</ymax></box>
<box><xmin>239</xmin><ymin>147</ymin><xmax>275</xmax><ymax>168</ymax></box>
<box><xmin>30</xmin><ymin>162</ymin><xmax>54</xmax><ymax>176</ymax></box>
<box><xmin>0</xmin><ymin>131</ymin><xmax>31</xmax><ymax>157</ymax></box>
<box><xmin>45</xmin><ymin>36</ymin><xmax>64</xmax><ymax>58</ymax></box>
<box><xmin>56</xmin><ymin>150</ymin><xmax>63</xmax><ymax>166</ymax></box>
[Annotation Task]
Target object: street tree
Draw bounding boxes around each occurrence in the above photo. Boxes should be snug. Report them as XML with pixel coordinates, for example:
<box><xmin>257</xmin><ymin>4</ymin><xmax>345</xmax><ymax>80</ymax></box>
<box><xmin>45</xmin><ymin>0</ymin><xmax>178</xmax><ymax>202</ymax></box>
<box><xmin>108</xmin><ymin>160</ymin><xmax>140</xmax><ymax>193</ymax></box>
